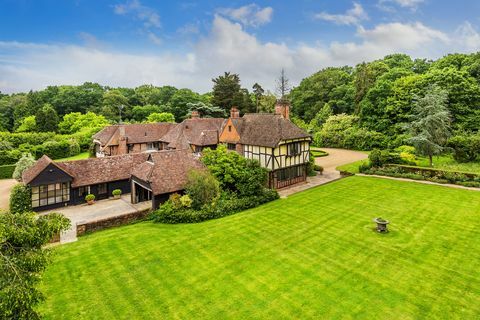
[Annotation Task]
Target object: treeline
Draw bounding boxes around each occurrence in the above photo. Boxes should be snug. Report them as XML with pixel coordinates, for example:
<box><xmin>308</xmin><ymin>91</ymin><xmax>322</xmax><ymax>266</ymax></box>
<box><xmin>0</xmin><ymin>73</ymin><xmax>277</xmax><ymax>133</ymax></box>
<box><xmin>290</xmin><ymin>52</ymin><xmax>480</xmax><ymax>154</ymax></box>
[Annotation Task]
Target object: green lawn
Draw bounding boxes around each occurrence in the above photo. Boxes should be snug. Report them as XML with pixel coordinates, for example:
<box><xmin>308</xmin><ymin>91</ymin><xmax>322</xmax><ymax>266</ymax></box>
<box><xmin>54</xmin><ymin>152</ymin><xmax>90</xmax><ymax>162</ymax></box>
<box><xmin>337</xmin><ymin>154</ymin><xmax>480</xmax><ymax>175</ymax></box>
<box><xmin>337</xmin><ymin>159</ymin><xmax>369</xmax><ymax>173</ymax></box>
<box><xmin>416</xmin><ymin>155</ymin><xmax>480</xmax><ymax>174</ymax></box>
<box><xmin>40</xmin><ymin>176</ymin><xmax>480</xmax><ymax>319</ymax></box>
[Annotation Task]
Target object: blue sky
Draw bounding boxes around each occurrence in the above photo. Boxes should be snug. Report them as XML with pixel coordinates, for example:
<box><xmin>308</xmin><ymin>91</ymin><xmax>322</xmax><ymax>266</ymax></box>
<box><xmin>1</xmin><ymin>0</ymin><xmax>479</xmax><ymax>93</ymax></box>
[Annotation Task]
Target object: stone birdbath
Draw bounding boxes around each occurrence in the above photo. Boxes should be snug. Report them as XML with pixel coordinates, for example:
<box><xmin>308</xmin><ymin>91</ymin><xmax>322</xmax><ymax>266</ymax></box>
<box><xmin>373</xmin><ymin>217</ymin><xmax>390</xmax><ymax>233</ymax></box>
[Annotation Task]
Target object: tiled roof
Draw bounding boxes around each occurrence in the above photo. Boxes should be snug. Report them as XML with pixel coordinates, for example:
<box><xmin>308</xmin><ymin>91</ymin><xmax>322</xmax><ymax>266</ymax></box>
<box><xmin>233</xmin><ymin>114</ymin><xmax>311</xmax><ymax>148</ymax></box>
<box><xmin>56</xmin><ymin>153</ymin><xmax>149</xmax><ymax>187</ymax></box>
<box><xmin>131</xmin><ymin>150</ymin><xmax>204</xmax><ymax>195</ymax></box>
<box><xmin>93</xmin><ymin>123</ymin><xmax>176</xmax><ymax>146</ymax></box>
<box><xmin>160</xmin><ymin>118</ymin><xmax>226</xmax><ymax>149</ymax></box>
<box><xmin>22</xmin><ymin>155</ymin><xmax>74</xmax><ymax>184</ymax></box>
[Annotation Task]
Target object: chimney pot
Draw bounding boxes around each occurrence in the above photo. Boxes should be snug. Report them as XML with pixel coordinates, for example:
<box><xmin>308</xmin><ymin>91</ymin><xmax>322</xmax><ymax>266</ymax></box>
<box><xmin>191</xmin><ymin>110</ymin><xmax>200</xmax><ymax>119</ymax></box>
<box><xmin>230</xmin><ymin>107</ymin><xmax>240</xmax><ymax>118</ymax></box>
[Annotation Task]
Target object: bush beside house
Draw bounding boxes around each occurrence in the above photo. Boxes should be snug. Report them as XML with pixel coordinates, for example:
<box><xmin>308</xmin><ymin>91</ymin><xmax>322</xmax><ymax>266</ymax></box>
<box><xmin>9</xmin><ymin>184</ymin><xmax>32</xmax><ymax>214</ymax></box>
<box><xmin>150</xmin><ymin>146</ymin><xmax>279</xmax><ymax>224</ymax></box>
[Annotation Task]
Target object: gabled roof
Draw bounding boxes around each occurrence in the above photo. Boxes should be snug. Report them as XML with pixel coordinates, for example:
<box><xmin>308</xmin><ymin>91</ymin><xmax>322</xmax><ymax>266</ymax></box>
<box><xmin>160</xmin><ymin>118</ymin><xmax>226</xmax><ymax>149</ymax></box>
<box><xmin>231</xmin><ymin>114</ymin><xmax>311</xmax><ymax>148</ymax></box>
<box><xmin>131</xmin><ymin>150</ymin><xmax>204</xmax><ymax>195</ymax></box>
<box><xmin>93</xmin><ymin>123</ymin><xmax>176</xmax><ymax>146</ymax></box>
<box><xmin>56</xmin><ymin>153</ymin><xmax>149</xmax><ymax>187</ymax></box>
<box><xmin>22</xmin><ymin>155</ymin><xmax>74</xmax><ymax>184</ymax></box>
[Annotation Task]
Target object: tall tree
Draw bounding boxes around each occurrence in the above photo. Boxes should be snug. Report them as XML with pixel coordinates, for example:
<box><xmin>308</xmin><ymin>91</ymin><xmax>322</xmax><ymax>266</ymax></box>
<box><xmin>407</xmin><ymin>85</ymin><xmax>451</xmax><ymax>166</ymax></box>
<box><xmin>0</xmin><ymin>212</ymin><xmax>70</xmax><ymax>319</ymax></box>
<box><xmin>252</xmin><ymin>83</ymin><xmax>264</xmax><ymax>113</ymax></box>
<box><xmin>101</xmin><ymin>89</ymin><xmax>129</xmax><ymax>122</ymax></box>
<box><xmin>275</xmin><ymin>68</ymin><xmax>291</xmax><ymax>99</ymax></box>
<box><xmin>211</xmin><ymin>72</ymin><xmax>244</xmax><ymax>112</ymax></box>
<box><xmin>35</xmin><ymin>103</ymin><xmax>59</xmax><ymax>132</ymax></box>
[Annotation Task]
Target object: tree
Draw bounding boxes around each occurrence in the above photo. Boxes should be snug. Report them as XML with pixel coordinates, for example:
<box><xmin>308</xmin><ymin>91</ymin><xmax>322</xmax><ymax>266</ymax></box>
<box><xmin>211</xmin><ymin>72</ymin><xmax>244</xmax><ymax>112</ymax></box>
<box><xmin>185</xmin><ymin>169</ymin><xmax>220</xmax><ymax>209</ymax></box>
<box><xmin>131</xmin><ymin>105</ymin><xmax>165</xmax><ymax>122</ymax></box>
<box><xmin>102</xmin><ymin>89</ymin><xmax>129</xmax><ymax>122</ymax></box>
<box><xmin>58</xmin><ymin>112</ymin><xmax>109</xmax><ymax>134</ymax></box>
<box><xmin>9</xmin><ymin>184</ymin><xmax>32</xmax><ymax>214</ymax></box>
<box><xmin>252</xmin><ymin>83</ymin><xmax>264</xmax><ymax>112</ymax></box>
<box><xmin>186</xmin><ymin>102</ymin><xmax>226</xmax><ymax>118</ymax></box>
<box><xmin>15</xmin><ymin>116</ymin><xmax>36</xmax><ymax>133</ymax></box>
<box><xmin>0</xmin><ymin>96</ymin><xmax>14</xmax><ymax>132</ymax></box>
<box><xmin>290</xmin><ymin>67</ymin><xmax>354</xmax><ymax>121</ymax></box>
<box><xmin>12</xmin><ymin>153</ymin><xmax>36</xmax><ymax>181</ymax></box>
<box><xmin>35</xmin><ymin>103</ymin><xmax>59</xmax><ymax>132</ymax></box>
<box><xmin>407</xmin><ymin>85</ymin><xmax>451</xmax><ymax>166</ymax></box>
<box><xmin>145</xmin><ymin>112</ymin><xmax>175</xmax><ymax>123</ymax></box>
<box><xmin>168</xmin><ymin>89</ymin><xmax>203</xmax><ymax>121</ymax></box>
<box><xmin>0</xmin><ymin>211</ymin><xmax>70</xmax><ymax>319</ymax></box>
<box><xmin>201</xmin><ymin>145</ymin><xmax>268</xmax><ymax>197</ymax></box>
<box><xmin>276</xmin><ymin>68</ymin><xmax>291</xmax><ymax>99</ymax></box>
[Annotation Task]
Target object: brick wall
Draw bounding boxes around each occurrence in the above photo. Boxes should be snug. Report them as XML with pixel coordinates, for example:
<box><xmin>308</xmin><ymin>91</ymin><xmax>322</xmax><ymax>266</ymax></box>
<box><xmin>76</xmin><ymin>209</ymin><xmax>150</xmax><ymax>236</ymax></box>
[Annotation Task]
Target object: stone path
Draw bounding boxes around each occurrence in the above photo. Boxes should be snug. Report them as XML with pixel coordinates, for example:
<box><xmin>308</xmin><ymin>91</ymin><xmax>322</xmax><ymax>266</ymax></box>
<box><xmin>357</xmin><ymin>174</ymin><xmax>480</xmax><ymax>192</ymax></box>
<box><xmin>278</xmin><ymin>148</ymin><xmax>368</xmax><ymax>198</ymax></box>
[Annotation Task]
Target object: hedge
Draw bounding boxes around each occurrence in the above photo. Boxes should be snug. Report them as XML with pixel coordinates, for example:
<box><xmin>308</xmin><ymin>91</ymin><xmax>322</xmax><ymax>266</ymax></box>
<box><xmin>361</xmin><ymin>164</ymin><xmax>480</xmax><ymax>188</ymax></box>
<box><xmin>150</xmin><ymin>189</ymin><xmax>279</xmax><ymax>224</ymax></box>
<box><xmin>0</xmin><ymin>165</ymin><xmax>15</xmax><ymax>179</ymax></box>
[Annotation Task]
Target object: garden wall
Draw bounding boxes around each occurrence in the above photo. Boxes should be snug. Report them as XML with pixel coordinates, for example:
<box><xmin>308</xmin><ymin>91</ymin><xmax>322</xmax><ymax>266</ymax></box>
<box><xmin>76</xmin><ymin>209</ymin><xmax>150</xmax><ymax>236</ymax></box>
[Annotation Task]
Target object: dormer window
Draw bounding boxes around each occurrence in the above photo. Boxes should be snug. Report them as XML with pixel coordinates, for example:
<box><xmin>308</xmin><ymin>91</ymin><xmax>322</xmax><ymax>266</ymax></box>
<box><xmin>228</xmin><ymin>125</ymin><xmax>232</xmax><ymax>132</ymax></box>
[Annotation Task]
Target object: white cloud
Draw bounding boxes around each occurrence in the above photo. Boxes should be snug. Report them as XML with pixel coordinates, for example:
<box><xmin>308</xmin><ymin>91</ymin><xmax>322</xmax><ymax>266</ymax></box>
<box><xmin>218</xmin><ymin>3</ymin><xmax>273</xmax><ymax>28</ymax></box>
<box><xmin>378</xmin><ymin>0</ymin><xmax>425</xmax><ymax>11</ymax></box>
<box><xmin>113</xmin><ymin>0</ymin><xmax>162</xmax><ymax>44</ymax></box>
<box><xmin>114</xmin><ymin>0</ymin><xmax>160</xmax><ymax>28</ymax></box>
<box><xmin>0</xmin><ymin>17</ymin><xmax>478</xmax><ymax>95</ymax></box>
<box><xmin>455</xmin><ymin>22</ymin><xmax>480</xmax><ymax>51</ymax></box>
<box><xmin>315</xmin><ymin>2</ymin><xmax>368</xmax><ymax>26</ymax></box>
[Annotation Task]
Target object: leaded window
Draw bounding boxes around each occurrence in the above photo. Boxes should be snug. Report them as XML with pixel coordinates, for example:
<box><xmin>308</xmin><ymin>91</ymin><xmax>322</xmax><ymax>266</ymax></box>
<box><xmin>31</xmin><ymin>182</ymin><xmax>70</xmax><ymax>208</ymax></box>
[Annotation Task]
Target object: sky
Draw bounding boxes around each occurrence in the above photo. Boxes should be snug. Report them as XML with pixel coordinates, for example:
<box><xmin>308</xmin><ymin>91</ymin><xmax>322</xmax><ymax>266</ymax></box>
<box><xmin>0</xmin><ymin>0</ymin><xmax>479</xmax><ymax>93</ymax></box>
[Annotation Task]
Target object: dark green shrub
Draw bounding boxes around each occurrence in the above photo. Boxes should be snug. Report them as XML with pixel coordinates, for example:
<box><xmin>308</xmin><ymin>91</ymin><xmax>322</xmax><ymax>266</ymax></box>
<box><xmin>151</xmin><ymin>189</ymin><xmax>279</xmax><ymax>224</ymax></box>
<box><xmin>9</xmin><ymin>184</ymin><xmax>32</xmax><ymax>214</ymax></box>
<box><xmin>0</xmin><ymin>149</ymin><xmax>22</xmax><ymax>165</ymax></box>
<box><xmin>448</xmin><ymin>134</ymin><xmax>480</xmax><ymax>162</ymax></box>
<box><xmin>185</xmin><ymin>170</ymin><xmax>220</xmax><ymax>209</ymax></box>
<box><xmin>0</xmin><ymin>165</ymin><xmax>16</xmax><ymax>179</ymax></box>
<box><xmin>369</xmin><ymin>149</ymin><xmax>383</xmax><ymax>167</ymax></box>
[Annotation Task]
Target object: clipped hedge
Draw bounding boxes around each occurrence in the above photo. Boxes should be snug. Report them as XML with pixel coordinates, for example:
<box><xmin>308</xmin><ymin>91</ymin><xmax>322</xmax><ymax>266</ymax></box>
<box><xmin>150</xmin><ymin>189</ymin><xmax>279</xmax><ymax>224</ymax></box>
<box><xmin>361</xmin><ymin>164</ymin><xmax>480</xmax><ymax>188</ymax></box>
<box><xmin>0</xmin><ymin>165</ymin><xmax>15</xmax><ymax>179</ymax></box>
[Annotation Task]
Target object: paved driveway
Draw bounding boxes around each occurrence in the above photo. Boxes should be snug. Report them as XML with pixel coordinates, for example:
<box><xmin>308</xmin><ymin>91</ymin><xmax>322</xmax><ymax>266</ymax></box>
<box><xmin>314</xmin><ymin>148</ymin><xmax>368</xmax><ymax>172</ymax></box>
<box><xmin>279</xmin><ymin>148</ymin><xmax>368</xmax><ymax>198</ymax></box>
<box><xmin>0</xmin><ymin>179</ymin><xmax>18</xmax><ymax>211</ymax></box>
<box><xmin>43</xmin><ymin>195</ymin><xmax>151</xmax><ymax>243</ymax></box>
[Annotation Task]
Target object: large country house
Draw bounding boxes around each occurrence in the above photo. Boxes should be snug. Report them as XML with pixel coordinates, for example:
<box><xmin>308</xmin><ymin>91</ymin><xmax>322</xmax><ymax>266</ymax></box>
<box><xmin>23</xmin><ymin>101</ymin><xmax>311</xmax><ymax>211</ymax></box>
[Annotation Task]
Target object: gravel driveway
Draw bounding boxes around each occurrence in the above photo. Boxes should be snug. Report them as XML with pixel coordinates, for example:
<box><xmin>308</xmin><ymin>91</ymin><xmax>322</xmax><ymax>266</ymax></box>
<box><xmin>0</xmin><ymin>179</ymin><xmax>18</xmax><ymax>211</ymax></box>
<box><xmin>314</xmin><ymin>148</ymin><xmax>368</xmax><ymax>172</ymax></box>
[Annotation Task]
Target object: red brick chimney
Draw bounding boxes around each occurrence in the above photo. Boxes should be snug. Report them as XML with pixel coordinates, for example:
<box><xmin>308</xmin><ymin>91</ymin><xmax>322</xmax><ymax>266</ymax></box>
<box><xmin>230</xmin><ymin>107</ymin><xmax>240</xmax><ymax>118</ymax></box>
<box><xmin>191</xmin><ymin>110</ymin><xmax>200</xmax><ymax>119</ymax></box>
<box><xmin>117</xmin><ymin>125</ymin><xmax>128</xmax><ymax>155</ymax></box>
<box><xmin>274</xmin><ymin>99</ymin><xmax>290</xmax><ymax>119</ymax></box>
